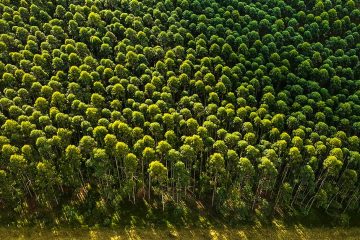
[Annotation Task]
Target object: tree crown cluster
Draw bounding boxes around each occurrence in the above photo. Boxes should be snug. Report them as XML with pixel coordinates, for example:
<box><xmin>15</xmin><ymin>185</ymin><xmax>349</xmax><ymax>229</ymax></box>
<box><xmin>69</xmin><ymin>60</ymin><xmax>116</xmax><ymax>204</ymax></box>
<box><xmin>0</xmin><ymin>0</ymin><xmax>359</xmax><ymax>225</ymax></box>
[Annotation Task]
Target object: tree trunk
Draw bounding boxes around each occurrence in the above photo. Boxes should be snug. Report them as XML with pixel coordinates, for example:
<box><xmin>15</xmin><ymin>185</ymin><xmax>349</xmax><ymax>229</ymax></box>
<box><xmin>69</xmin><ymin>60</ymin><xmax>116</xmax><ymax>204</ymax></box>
<box><xmin>326</xmin><ymin>181</ymin><xmax>347</xmax><ymax>211</ymax></box>
<box><xmin>252</xmin><ymin>179</ymin><xmax>262</xmax><ymax>211</ymax></box>
<box><xmin>291</xmin><ymin>182</ymin><xmax>303</xmax><ymax>208</ymax></box>
<box><xmin>343</xmin><ymin>188</ymin><xmax>359</xmax><ymax>213</ymax></box>
<box><xmin>115</xmin><ymin>156</ymin><xmax>121</xmax><ymax>187</ymax></box>
<box><xmin>211</xmin><ymin>176</ymin><xmax>217</xmax><ymax>207</ymax></box>
<box><xmin>272</xmin><ymin>165</ymin><xmax>288</xmax><ymax>210</ymax></box>
<box><xmin>148</xmin><ymin>175</ymin><xmax>151</xmax><ymax>201</ymax></box>
<box><xmin>193</xmin><ymin>165</ymin><xmax>196</xmax><ymax>193</ymax></box>
<box><xmin>176</xmin><ymin>177</ymin><xmax>179</xmax><ymax>203</ymax></box>
<box><xmin>271</xmin><ymin>161</ymin><xmax>287</xmax><ymax>199</ymax></box>
<box><xmin>132</xmin><ymin>174</ymin><xmax>136</xmax><ymax>204</ymax></box>
<box><xmin>305</xmin><ymin>173</ymin><xmax>328</xmax><ymax>212</ymax></box>
<box><xmin>301</xmin><ymin>169</ymin><xmax>325</xmax><ymax>205</ymax></box>
<box><xmin>162</xmin><ymin>191</ymin><xmax>165</xmax><ymax>211</ymax></box>
<box><xmin>78</xmin><ymin>169</ymin><xmax>85</xmax><ymax>186</ymax></box>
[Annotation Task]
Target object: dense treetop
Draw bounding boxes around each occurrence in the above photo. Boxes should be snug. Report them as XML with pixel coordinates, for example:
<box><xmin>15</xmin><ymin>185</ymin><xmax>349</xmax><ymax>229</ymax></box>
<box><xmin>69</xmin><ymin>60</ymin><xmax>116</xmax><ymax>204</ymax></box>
<box><xmin>0</xmin><ymin>0</ymin><xmax>359</xmax><ymax>225</ymax></box>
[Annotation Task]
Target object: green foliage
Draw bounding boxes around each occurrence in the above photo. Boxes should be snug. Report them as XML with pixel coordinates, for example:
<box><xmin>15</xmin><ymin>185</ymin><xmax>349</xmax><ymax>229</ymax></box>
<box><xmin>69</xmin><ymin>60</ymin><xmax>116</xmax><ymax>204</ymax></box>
<box><xmin>0</xmin><ymin>0</ymin><xmax>359</xmax><ymax>225</ymax></box>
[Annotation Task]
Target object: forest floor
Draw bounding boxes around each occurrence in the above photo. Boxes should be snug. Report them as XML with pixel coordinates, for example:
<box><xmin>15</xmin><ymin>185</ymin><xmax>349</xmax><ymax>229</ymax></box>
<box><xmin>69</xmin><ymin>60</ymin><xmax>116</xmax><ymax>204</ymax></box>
<box><xmin>1</xmin><ymin>221</ymin><xmax>359</xmax><ymax>240</ymax></box>
<box><xmin>1</xmin><ymin>201</ymin><xmax>359</xmax><ymax>239</ymax></box>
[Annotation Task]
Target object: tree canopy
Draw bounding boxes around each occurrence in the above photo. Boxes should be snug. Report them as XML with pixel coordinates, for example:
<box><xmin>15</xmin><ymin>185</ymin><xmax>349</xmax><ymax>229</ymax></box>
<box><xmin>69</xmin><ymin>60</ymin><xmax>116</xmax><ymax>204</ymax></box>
<box><xmin>0</xmin><ymin>0</ymin><xmax>359</xmax><ymax>226</ymax></box>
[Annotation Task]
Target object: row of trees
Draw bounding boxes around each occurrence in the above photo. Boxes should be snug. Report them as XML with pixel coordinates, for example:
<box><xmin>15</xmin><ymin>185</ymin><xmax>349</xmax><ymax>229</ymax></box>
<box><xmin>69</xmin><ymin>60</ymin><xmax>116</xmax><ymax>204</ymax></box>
<box><xmin>0</xmin><ymin>0</ymin><xmax>359</xmax><ymax>225</ymax></box>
